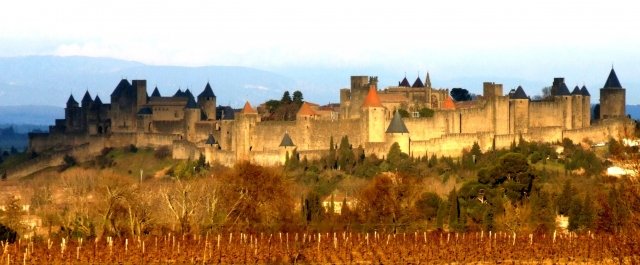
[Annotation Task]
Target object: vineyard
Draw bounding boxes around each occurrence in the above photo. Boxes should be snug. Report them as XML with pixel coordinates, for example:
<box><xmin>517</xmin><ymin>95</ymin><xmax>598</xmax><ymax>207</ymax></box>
<box><xmin>2</xmin><ymin>230</ymin><xmax>639</xmax><ymax>264</ymax></box>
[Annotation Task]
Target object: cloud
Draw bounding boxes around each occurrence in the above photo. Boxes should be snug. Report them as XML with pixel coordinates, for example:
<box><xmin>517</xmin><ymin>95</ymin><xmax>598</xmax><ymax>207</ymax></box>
<box><xmin>244</xmin><ymin>84</ymin><xmax>270</xmax><ymax>91</ymax></box>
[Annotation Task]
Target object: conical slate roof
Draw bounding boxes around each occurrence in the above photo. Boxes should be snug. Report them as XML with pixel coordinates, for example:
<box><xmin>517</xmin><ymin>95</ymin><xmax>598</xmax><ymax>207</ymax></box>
<box><xmin>510</xmin><ymin>86</ymin><xmax>529</xmax><ymax>99</ymax></box>
<box><xmin>94</xmin><ymin>95</ymin><xmax>102</xmax><ymax>105</ymax></box>
<box><xmin>185</xmin><ymin>95</ymin><xmax>198</xmax><ymax>109</ymax></box>
<box><xmin>603</xmin><ymin>68</ymin><xmax>622</xmax><ymax>88</ymax></box>
<box><xmin>66</xmin><ymin>94</ymin><xmax>78</xmax><ymax>107</ymax></box>
<box><xmin>386</xmin><ymin>111</ymin><xmax>409</xmax><ymax>134</ymax></box>
<box><xmin>581</xmin><ymin>85</ymin><xmax>590</xmax><ymax>96</ymax></box>
<box><xmin>81</xmin><ymin>91</ymin><xmax>93</xmax><ymax>106</ymax></box>
<box><xmin>279</xmin><ymin>132</ymin><xmax>295</xmax><ymax>147</ymax></box>
<box><xmin>399</xmin><ymin>77</ymin><xmax>411</xmax><ymax>87</ymax></box>
<box><xmin>571</xmin><ymin>85</ymin><xmax>582</xmax><ymax>95</ymax></box>
<box><xmin>173</xmin><ymin>89</ymin><xmax>185</xmax><ymax>97</ymax></box>
<box><xmin>362</xmin><ymin>85</ymin><xmax>383</xmax><ymax>108</ymax></box>
<box><xmin>198</xmin><ymin>82</ymin><xmax>216</xmax><ymax>98</ymax></box>
<box><xmin>241</xmin><ymin>101</ymin><xmax>257</xmax><ymax>114</ymax></box>
<box><xmin>151</xmin><ymin>87</ymin><xmax>161</xmax><ymax>97</ymax></box>
<box><xmin>206</xmin><ymin>134</ymin><xmax>218</xmax><ymax>145</ymax></box>
<box><xmin>297</xmin><ymin>102</ymin><xmax>318</xmax><ymax>116</ymax></box>
<box><xmin>412</xmin><ymin>77</ymin><xmax>424</xmax><ymax>88</ymax></box>
<box><xmin>557</xmin><ymin>82</ymin><xmax>571</xmax><ymax>96</ymax></box>
<box><xmin>111</xmin><ymin>79</ymin><xmax>132</xmax><ymax>98</ymax></box>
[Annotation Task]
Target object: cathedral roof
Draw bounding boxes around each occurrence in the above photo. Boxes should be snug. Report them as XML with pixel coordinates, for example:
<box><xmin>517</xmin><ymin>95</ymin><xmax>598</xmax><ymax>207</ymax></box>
<box><xmin>137</xmin><ymin>107</ymin><xmax>153</xmax><ymax>115</ymax></box>
<box><xmin>386</xmin><ymin>110</ymin><xmax>409</xmax><ymax>134</ymax></box>
<box><xmin>603</xmin><ymin>68</ymin><xmax>622</xmax><ymax>88</ymax></box>
<box><xmin>442</xmin><ymin>95</ymin><xmax>456</xmax><ymax>110</ymax></box>
<box><xmin>510</xmin><ymin>86</ymin><xmax>529</xmax><ymax>99</ymax></box>
<box><xmin>571</xmin><ymin>85</ymin><xmax>582</xmax><ymax>95</ymax></box>
<box><xmin>279</xmin><ymin>132</ymin><xmax>295</xmax><ymax>147</ymax></box>
<box><xmin>399</xmin><ymin>77</ymin><xmax>411</xmax><ymax>87</ymax></box>
<box><xmin>206</xmin><ymin>134</ymin><xmax>218</xmax><ymax>145</ymax></box>
<box><xmin>241</xmin><ymin>101</ymin><xmax>257</xmax><ymax>114</ymax></box>
<box><xmin>581</xmin><ymin>85</ymin><xmax>591</xmax><ymax>96</ymax></box>
<box><xmin>412</xmin><ymin>77</ymin><xmax>424</xmax><ymax>88</ymax></box>
<box><xmin>81</xmin><ymin>91</ymin><xmax>93</xmax><ymax>106</ymax></box>
<box><xmin>362</xmin><ymin>85</ymin><xmax>383</xmax><ymax>108</ymax></box>
<box><xmin>111</xmin><ymin>79</ymin><xmax>132</xmax><ymax>98</ymax></box>
<box><xmin>198</xmin><ymin>82</ymin><xmax>216</xmax><ymax>98</ymax></box>
<box><xmin>297</xmin><ymin>102</ymin><xmax>318</xmax><ymax>116</ymax></box>
<box><xmin>66</xmin><ymin>94</ymin><xmax>78</xmax><ymax>107</ymax></box>
<box><xmin>151</xmin><ymin>87</ymin><xmax>161</xmax><ymax>97</ymax></box>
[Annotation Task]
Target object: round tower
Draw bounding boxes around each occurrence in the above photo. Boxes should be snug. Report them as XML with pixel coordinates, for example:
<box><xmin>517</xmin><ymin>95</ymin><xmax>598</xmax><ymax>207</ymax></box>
<box><xmin>509</xmin><ymin>86</ymin><xmax>530</xmax><ymax>134</ymax></box>
<box><xmin>184</xmin><ymin>95</ymin><xmax>201</xmax><ymax>142</ymax></box>
<box><xmin>198</xmin><ymin>82</ymin><xmax>217</xmax><ymax>120</ymax></box>
<box><xmin>599</xmin><ymin>68</ymin><xmax>626</xmax><ymax>119</ymax></box>
<box><xmin>386</xmin><ymin>110</ymin><xmax>410</xmax><ymax>155</ymax></box>
<box><xmin>581</xmin><ymin>85</ymin><xmax>591</xmax><ymax>127</ymax></box>
<box><xmin>570</xmin><ymin>86</ymin><xmax>584</xmax><ymax>129</ymax></box>
<box><xmin>362</xmin><ymin>84</ymin><xmax>385</xmax><ymax>143</ymax></box>
<box><xmin>234</xmin><ymin>101</ymin><xmax>259</xmax><ymax>161</ymax></box>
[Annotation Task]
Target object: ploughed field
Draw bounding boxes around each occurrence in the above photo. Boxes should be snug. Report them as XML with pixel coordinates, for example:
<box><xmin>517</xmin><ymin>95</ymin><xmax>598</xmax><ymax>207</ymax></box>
<box><xmin>2</xmin><ymin>231</ymin><xmax>639</xmax><ymax>264</ymax></box>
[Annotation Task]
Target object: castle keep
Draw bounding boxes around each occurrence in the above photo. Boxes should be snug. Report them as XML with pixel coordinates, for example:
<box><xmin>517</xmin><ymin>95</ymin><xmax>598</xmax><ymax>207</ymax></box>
<box><xmin>28</xmin><ymin>68</ymin><xmax>634</xmax><ymax>168</ymax></box>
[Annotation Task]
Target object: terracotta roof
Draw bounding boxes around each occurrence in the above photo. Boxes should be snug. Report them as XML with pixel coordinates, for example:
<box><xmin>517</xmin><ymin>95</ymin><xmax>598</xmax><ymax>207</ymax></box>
<box><xmin>581</xmin><ymin>85</ymin><xmax>591</xmax><ymax>96</ymax></box>
<box><xmin>279</xmin><ymin>132</ymin><xmax>295</xmax><ymax>147</ymax></box>
<box><xmin>442</xmin><ymin>95</ymin><xmax>456</xmax><ymax>110</ymax></box>
<box><xmin>297</xmin><ymin>102</ymin><xmax>318</xmax><ymax>116</ymax></box>
<box><xmin>604</xmin><ymin>68</ymin><xmax>622</xmax><ymax>88</ymax></box>
<box><xmin>510</xmin><ymin>86</ymin><xmax>529</xmax><ymax>99</ymax></box>
<box><xmin>386</xmin><ymin>111</ymin><xmax>409</xmax><ymax>134</ymax></box>
<box><xmin>399</xmin><ymin>77</ymin><xmax>411</xmax><ymax>87</ymax></box>
<box><xmin>362</xmin><ymin>85</ymin><xmax>383</xmax><ymax>108</ymax></box>
<box><xmin>241</xmin><ymin>101</ymin><xmax>257</xmax><ymax>114</ymax></box>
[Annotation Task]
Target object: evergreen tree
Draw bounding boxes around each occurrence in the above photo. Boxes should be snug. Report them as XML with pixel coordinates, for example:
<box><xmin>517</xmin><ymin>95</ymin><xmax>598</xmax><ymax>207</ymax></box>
<box><xmin>292</xmin><ymin>90</ymin><xmax>303</xmax><ymax>105</ymax></box>
<box><xmin>326</xmin><ymin>136</ymin><xmax>336</xmax><ymax>169</ymax></box>
<box><xmin>436</xmin><ymin>201</ymin><xmax>448</xmax><ymax>230</ymax></box>
<box><xmin>337</xmin><ymin>136</ymin><xmax>354</xmax><ymax>171</ymax></box>
<box><xmin>557</xmin><ymin>180</ymin><xmax>574</xmax><ymax>215</ymax></box>
<box><xmin>448</xmin><ymin>188</ymin><xmax>460</xmax><ymax>230</ymax></box>
<box><xmin>568</xmin><ymin>196</ymin><xmax>583</xmax><ymax>231</ymax></box>
<box><xmin>281</xmin><ymin>91</ymin><xmax>292</xmax><ymax>104</ymax></box>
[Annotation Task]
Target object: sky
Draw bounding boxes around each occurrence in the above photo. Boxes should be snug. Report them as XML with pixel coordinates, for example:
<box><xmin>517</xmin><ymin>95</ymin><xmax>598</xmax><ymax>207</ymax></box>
<box><xmin>1</xmin><ymin>0</ymin><xmax>639</xmax><ymax>102</ymax></box>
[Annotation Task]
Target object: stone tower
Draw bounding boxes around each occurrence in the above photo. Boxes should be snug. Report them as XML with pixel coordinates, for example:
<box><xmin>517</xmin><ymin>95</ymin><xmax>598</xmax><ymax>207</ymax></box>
<box><xmin>570</xmin><ymin>86</ymin><xmax>584</xmax><ymax>129</ymax></box>
<box><xmin>362</xmin><ymin>84</ymin><xmax>385</xmax><ymax>143</ymax></box>
<box><xmin>599</xmin><ymin>68</ymin><xmax>626</xmax><ymax>119</ymax></box>
<box><xmin>197</xmin><ymin>82</ymin><xmax>217</xmax><ymax>120</ymax></box>
<box><xmin>483</xmin><ymin>82</ymin><xmax>503</xmax><ymax>99</ymax></box>
<box><xmin>64</xmin><ymin>94</ymin><xmax>82</xmax><ymax>132</ymax></box>
<box><xmin>234</xmin><ymin>101</ymin><xmax>259</xmax><ymax>161</ymax></box>
<box><xmin>509</xmin><ymin>86</ymin><xmax>530</xmax><ymax>134</ymax></box>
<box><xmin>386</xmin><ymin>110</ymin><xmax>410</xmax><ymax>154</ymax></box>
<box><xmin>183</xmin><ymin>92</ymin><xmax>201</xmax><ymax>142</ymax></box>
<box><xmin>552</xmin><ymin>78</ymin><xmax>573</xmax><ymax>129</ymax></box>
<box><xmin>581</xmin><ymin>85</ymin><xmax>591</xmax><ymax>127</ymax></box>
<box><xmin>132</xmin><ymin>80</ymin><xmax>148</xmax><ymax>112</ymax></box>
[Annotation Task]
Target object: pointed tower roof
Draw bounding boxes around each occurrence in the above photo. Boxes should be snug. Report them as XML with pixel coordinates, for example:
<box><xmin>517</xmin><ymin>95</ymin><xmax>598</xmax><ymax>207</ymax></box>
<box><xmin>66</xmin><ymin>94</ymin><xmax>78</xmax><ymax>107</ymax></box>
<box><xmin>94</xmin><ymin>95</ymin><xmax>102</xmax><ymax>105</ymax></box>
<box><xmin>581</xmin><ymin>85</ymin><xmax>591</xmax><ymax>96</ymax></box>
<box><xmin>557</xmin><ymin>82</ymin><xmax>571</xmax><ymax>96</ymax></box>
<box><xmin>81</xmin><ymin>91</ymin><xmax>93</xmax><ymax>106</ymax></box>
<box><xmin>362</xmin><ymin>85</ymin><xmax>383</xmax><ymax>108</ymax></box>
<box><xmin>198</xmin><ymin>82</ymin><xmax>216</xmax><ymax>98</ymax></box>
<box><xmin>399</xmin><ymin>77</ymin><xmax>411</xmax><ymax>87</ymax></box>
<box><xmin>206</xmin><ymin>134</ymin><xmax>218</xmax><ymax>145</ymax></box>
<box><xmin>386</xmin><ymin>110</ymin><xmax>409</xmax><ymax>134</ymax></box>
<box><xmin>111</xmin><ymin>79</ymin><xmax>132</xmax><ymax>98</ymax></box>
<box><xmin>603</xmin><ymin>68</ymin><xmax>622</xmax><ymax>88</ymax></box>
<box><xmin>571</xmin><ymin>85</ymin><xmax>582</xmax><ymax>95</ymax></box>
<box><xmin>442</xmin><ymin>95</ymin><xmax>456</xmax><ymax>110</ymax></box>
<box><xmin>425</xmin><ymin>72</ymin><xmax>432</xmax><ymax>88</ymax></box>
<box><xmin>297</xmin><ymin>102</ymin><xmax>318</xmax><ymax>116</ymax></box>
<box><xmin>510</xmin><ymin>86</ymin><xmax>529</xmax><ymax>99</ymax></box>
<box><xmin>173</xmin><ymin>89</ymin><xmax>185</xmax><ymax>97</ymax></box>
<box><xmin>279</xmin><ymin>132</ymin><xmax>295</xmax><ymax>147</ymax></box>
<box><xmin>151</xmin><ymin>87</ymin><xmax>161</xmax><ymax>97</ymax></box>
<box><xmin>412</xmin><ymin>77</ymin><xmax>424</xmax><ymax>88</ymax></box>
<box><xmin>185</xmin><ymin>95</ymin><xmax>198</xmax><ymax>109</ymax></box>
<box><xmin>241</xmin><ymin>101</ymin><xmax>257</xmax><ymax>114</ymax></box>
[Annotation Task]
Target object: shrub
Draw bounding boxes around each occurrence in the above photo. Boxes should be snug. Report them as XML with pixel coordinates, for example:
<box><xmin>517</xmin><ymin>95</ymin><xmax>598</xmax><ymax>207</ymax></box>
<box><xmin>0</xmin><ymin>223</ymin><xmax>17</xmax><ymax>243</ymax></box>
<box><xmin>155</xmin><ymin>146</ymin><xmax>171</xmax><ymax>159</ymax></box>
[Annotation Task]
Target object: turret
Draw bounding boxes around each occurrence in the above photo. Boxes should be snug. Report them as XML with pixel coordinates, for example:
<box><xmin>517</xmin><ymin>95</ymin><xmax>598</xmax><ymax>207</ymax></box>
<box><xmin>234</xmin><ymin>101</ymin><xmax>259</xmax><ymax>161</ymax></box>
<box><xmin>81</xmin><ymin>91</ymin><xmax>93</xmax><ymax>108</ymax></box>
<box><xmin>65</xmin><ymin>94</ymin><xmax>81</xmax><ymax>132</ymax></box>
<box><xmin>198</xmin><ymin>82</ymin><xmax>217</xmax><ymax>120</ymax></box>
<box><xmin>551</xmin><ymin>78</ymin><xmax>573</xmax><ymax>129</ymax></box>
<box><xmin>132</xmin><ymin>80</ymin><xmax>148</xmax><ymax>111</ymax></box>
<box><xmin>386</xmin><ymin>110</ymin><xmax>410</xmax><ymax>155</ymax></box>
<box><xmin>279</xmin><ymin>132</ymin><xmax>296</xmax><ymax>165</ymax></box>
<box><xmin>362</xmin><ymin>84</ymin><xmax>385</xmax><ymax>143</ymax></box>
<box><xmin>581</xmin><ymin>85</ymin><xmax>591</xmax><ymax>126</ymax></box>
<box><xmin>571</xmin><ymin>85</ymin><xmax>584</xmax><ymax>129</ymax></box>
<box><xmin>599</xmin><ymin>68</ymin><xmax>626</xmax><ymax>119</ymax></box>
<box><xmin>184</xmin><ymin>94</ymin><xmax>201</xmax><ymax>142</ymax></box>
<box><xmin>509</xmin><ymin>86</ymin><xmax>530</xmax><ymax>133</ymax></box>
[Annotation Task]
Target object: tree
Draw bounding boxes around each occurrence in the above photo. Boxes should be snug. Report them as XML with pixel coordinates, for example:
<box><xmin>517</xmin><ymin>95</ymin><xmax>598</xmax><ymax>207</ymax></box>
<box><xmin>0</xmin><ymin>223</ymin><xmax>17</xmax><ymax>243</ymax></box>
<box><xmin>415</xmin><ymin>192</ymin><xmax>442</xmax><ymax>221</ymax></box>
<box><xmin>265</xmin><ymin>99</ymin><xmax>281</xmax><ymax>112</ymax></box>
<box><xmin>447</xmin><ymin>188</ymin><xmax>461</xmax><ymax>230</ymax></box>
<box><xmin>540</xmin><ymin>86</ymin><xmax>552</xmax><ymax>100</ymax></box>
<box><xmin>292</xmin><ymin>90</ymin><xmax>303</xmax><ymax>105</ymax></box>
<box><xmin>450</xmin><ymin>88</ymin><xmax>471</xmax><ymax>101</ymax></box>
<box><xmin>557</xmin><ymin>180</ymin><xmax>574</xmax><ymax>215</ymax></box>
<box><xmin>325</xmin><ymin>136</ymin><xmax>337</xmax><ymax>169</ymax></box>
<box><xmin>397</xmin><ymin>109</ymin><xmax>410</xmax><ymax>118</ymax></box>
<box><xmin>281</xmin><ymin>91</ymin><xmax>292</xmax><ymax>104</ymax></box>
<box><xmin>419</xmin><ymin>107</ymin><xmax>434</xmax><ymax>118</ymax></box>
<box><xmin>387</xmin><ymin>142</ymin><xmax>409</xmax><ymax>171</ymax></box>
<box><xmin>337</xmin><ymin>136</ymin><xmax>354</xmax><ymax>171</ymax></box>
